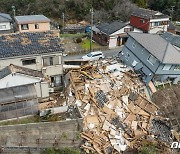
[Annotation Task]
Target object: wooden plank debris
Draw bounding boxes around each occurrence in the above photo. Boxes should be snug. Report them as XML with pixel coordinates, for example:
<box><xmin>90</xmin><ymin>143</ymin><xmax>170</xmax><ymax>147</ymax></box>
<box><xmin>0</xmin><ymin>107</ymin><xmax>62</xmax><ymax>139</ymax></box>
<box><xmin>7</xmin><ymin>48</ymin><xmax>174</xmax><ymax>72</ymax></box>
<box><xmin>65</xmin><ymin>59</ymin><xmax>171</xmax><ymax>153</ymax></box>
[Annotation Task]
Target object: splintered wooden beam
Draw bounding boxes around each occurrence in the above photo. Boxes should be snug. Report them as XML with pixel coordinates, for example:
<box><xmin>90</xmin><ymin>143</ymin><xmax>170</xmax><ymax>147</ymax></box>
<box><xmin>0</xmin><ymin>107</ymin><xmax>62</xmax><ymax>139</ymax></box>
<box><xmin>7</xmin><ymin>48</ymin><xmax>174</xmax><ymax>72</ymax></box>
<box><xmin>80</xmin><ymin>71</ymin><xmax>94</xmax><ymax>80</ymax></box>
<box><xmin>69</xmin><ymin>72</ymin><xmax>80</xmax><ymax>100</ymax></box>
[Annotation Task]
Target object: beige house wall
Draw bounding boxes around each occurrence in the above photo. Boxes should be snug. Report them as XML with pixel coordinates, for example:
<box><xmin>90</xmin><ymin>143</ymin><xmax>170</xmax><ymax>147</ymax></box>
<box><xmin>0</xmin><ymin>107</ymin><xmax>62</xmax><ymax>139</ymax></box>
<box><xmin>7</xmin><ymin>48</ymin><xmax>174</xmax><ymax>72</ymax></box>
<box><xmin>18</xmin><ymin>22</ymin><xmax>50</xmax><ymax>32</ymax></box>
<box><xmin>0</xmin><ymin>53</ymin><xmax>63</xmax><ymax>76</ymax></box>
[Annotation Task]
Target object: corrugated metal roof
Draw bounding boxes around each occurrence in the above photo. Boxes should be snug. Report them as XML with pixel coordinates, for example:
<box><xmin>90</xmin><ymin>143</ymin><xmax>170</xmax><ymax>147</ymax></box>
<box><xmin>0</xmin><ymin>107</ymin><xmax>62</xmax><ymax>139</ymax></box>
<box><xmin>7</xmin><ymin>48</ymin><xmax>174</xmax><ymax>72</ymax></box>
<box><xmin>15</xmin><ymin>15</ymin><xmax>50</xmax><ymax>24</ymax></box>
<box><xmin>128</xmin><ymin>32</ymin><xmax>180</xmax><ymax>64</ymax></box>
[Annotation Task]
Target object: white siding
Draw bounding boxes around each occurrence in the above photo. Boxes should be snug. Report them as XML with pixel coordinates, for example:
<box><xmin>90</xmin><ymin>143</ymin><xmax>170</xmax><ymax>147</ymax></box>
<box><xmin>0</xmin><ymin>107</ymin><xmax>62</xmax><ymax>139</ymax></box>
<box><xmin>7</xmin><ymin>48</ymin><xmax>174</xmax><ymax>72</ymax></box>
<box><xmin>149</xmin><ymin>25</ymin><xmax>168</xmax><ymax>33</ymax></box>
<box><xmin>0</xmin><ymin>22</ymin><xmax>11</xmax><ymax>31</ymax></box>
<box><xmin>109</xmin><ymin>37</ymin><xmax>117</xmax><ymax>48</ymax></box>
<box><xmin>150</xmin><ymin>18</ymin><xmax>169</xmax><ymax>22</ymax></box>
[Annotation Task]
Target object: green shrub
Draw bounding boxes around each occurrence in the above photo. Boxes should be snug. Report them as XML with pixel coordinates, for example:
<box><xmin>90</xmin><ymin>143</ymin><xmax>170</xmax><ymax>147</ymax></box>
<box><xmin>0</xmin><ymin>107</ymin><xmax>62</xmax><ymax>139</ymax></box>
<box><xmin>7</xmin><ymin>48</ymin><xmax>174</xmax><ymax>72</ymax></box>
<box><xmin>76</xmin><ymin>37</ymin><xmax>82</xmax><ymax>43</ymax></box>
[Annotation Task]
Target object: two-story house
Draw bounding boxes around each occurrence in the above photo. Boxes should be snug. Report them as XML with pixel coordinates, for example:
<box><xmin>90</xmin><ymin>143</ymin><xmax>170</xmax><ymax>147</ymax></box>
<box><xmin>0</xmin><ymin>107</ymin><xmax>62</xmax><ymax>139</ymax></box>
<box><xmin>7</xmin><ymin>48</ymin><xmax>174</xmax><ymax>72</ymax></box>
<box><xmin>93</xmin><ymin>21</ymin><xmax>142</xmax><ymax>48</ymax></box>
<box><xmin>15</xmin><ymin>15</ymin><xmax>50</xmax><ymax>32</ymax></box>
<box><xmin>0</xmin><ymin>13</ymin><xmax>13</xmax><ymax>34</ymax></box>
<box><xmin>0</xmin><ymin>31</ymin><xmax>64</xmax><ymax>89</ymax></box>
<box><xmin>120</xmin><ymin>32</ymin><xmax>180</xmax><ymax>84</ymax></box>
<box><xmin>130</xmin><ymin>8</ymin><xmax>170</xmax><ymax>34</ymax></box>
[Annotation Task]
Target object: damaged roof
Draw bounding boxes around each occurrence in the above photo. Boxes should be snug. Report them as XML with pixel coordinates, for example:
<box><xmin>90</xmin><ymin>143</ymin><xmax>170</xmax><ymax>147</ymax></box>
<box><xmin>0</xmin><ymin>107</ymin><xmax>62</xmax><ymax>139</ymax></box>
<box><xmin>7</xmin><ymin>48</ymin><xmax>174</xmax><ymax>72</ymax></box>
<box><xmin>0</xmin><ymin>31</ymin><xmax>63</xmax><ymax>59</ymax></box>
<box><xmin>132</xmin><ymin>8</ymin><xmax>169</xmax><ymax>19</ymax></box>
<box><xmin>128</xmin><ymin>32</ymin><xmax>180</xmax><ymax>64</ymax></box>
<box><xmin>97</xmin><ymin>21</ymin><xmax>128</xmax><ymax>35</ymax></box>
<box><xmin>161</xmin><ymin>32</ymin><xmax>180</xmax><ymax>48</ymax></box>
<box><xmin>0</xmin><ymin>13</ymin><xmax>12</xmax><ymax>22</ymax></box>
<box><xmin>0</xmin><ymin>64</ymin><xmax>44</xmax><ymax>79</ymax></box>
<box><xmin>15</xmin><ymin>15</ymin><xmax>50</xmax><ymax>24</ymax></box>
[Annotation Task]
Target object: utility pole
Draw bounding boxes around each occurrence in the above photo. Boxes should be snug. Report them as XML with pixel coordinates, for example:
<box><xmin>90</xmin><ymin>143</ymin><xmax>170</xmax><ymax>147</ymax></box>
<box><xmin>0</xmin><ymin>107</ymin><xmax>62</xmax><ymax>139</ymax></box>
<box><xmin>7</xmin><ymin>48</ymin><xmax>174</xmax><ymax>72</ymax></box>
<box><xmin>11</xmin><ymin>6</ymin><xmax>16</xmax><ymax>17</ymax></box>
<box><xmin>62</xmin><ymin>12</ymin><xmax>65</xmax><ymax>33</ymax></box>
<box><xmin>170</xmin><ymin>6</ymin><xmax>175</xmax><ymax>21</ymax></box>
<box><xmin>90</xmin><ymin>8</ymin><xmax>93</xmax><ymax>52</ymax></box>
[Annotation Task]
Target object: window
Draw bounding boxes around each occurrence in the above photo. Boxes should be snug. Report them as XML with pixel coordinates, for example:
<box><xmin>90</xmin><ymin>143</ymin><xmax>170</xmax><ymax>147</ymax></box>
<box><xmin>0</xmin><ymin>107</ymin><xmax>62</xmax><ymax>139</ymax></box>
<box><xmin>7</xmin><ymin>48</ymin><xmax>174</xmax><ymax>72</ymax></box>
<box><xmin>174</xmin><ymin>65</ymin><xmax>180</xmax><ymax>71</ymax></box>
<box><xmin>162</xmin><ymin>64</ymin><xmax>171</xmax><ymax>70</ymax></box>
<box><xmin>124</xmin><ymin>28</ymin><xmax>131</xmax><ymax>32</ymax></box>
<box><xmin>43</xmin><ymin>56</ymin><xmax>59</xmax><ymax>66</ymax></box>
<box><xmin>21</xmin><ymin>24</ymin><xmax>29</xmax><ymax>30</ymax></box>
<box><xmin>132</xmin><ymin>41</ymin><xmax>137</xmax><ymax>48</ymax></box>
<box><xmin>147</xmin><ymin>55</ymin><xmax>157</xmax><ymax>65</ymax></box>
<box><xmin>22</xmin><ymin>59</ymin><xmax>36</xmax><ymax>65</ymax></box>
<box><xmin>35</xmin><ymin>24</ymin><xmax>39</xmax><ymax>29</ymax></box>
<box><xmin>140</xmin><ymin>19</ymin><xmax>145</xmax><ymax>23</ymax></box>
<box><xmin>154</xmin><ymin>22</ymin><xmax>160</xmax><ymax>26</ymax></box>
<box><xmin>0</xmin><ymin>25</ymin><xmax>6</xmax><ymax>29</ymax></box>
<box><xmin>92</xmin><ymin>53</ymin><xmax>102</xmax><ymax>57</ymax></box>
<box><xmin>125</xmin><ymin>53</ymin><xmax>130</xmax><ymax>61</ymax></box>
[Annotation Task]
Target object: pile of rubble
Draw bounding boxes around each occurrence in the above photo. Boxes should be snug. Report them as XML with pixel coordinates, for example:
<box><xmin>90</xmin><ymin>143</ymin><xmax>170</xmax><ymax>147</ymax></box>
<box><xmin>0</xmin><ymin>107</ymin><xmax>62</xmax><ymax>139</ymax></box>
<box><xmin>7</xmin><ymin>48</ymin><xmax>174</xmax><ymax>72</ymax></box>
<box><xmin>65</xmin><ymin>59</ymin><xmax>172</xmax><ymax>153</ymax></box>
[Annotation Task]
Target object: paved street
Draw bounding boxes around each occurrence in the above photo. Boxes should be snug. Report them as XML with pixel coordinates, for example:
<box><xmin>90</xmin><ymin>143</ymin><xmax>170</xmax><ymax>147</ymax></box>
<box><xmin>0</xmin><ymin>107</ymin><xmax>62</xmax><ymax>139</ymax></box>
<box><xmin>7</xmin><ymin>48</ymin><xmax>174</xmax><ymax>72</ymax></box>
<box><xmin>63</xmin><ymin>46</ymin><xmax>123</xmax><ymax>61</ymax></box>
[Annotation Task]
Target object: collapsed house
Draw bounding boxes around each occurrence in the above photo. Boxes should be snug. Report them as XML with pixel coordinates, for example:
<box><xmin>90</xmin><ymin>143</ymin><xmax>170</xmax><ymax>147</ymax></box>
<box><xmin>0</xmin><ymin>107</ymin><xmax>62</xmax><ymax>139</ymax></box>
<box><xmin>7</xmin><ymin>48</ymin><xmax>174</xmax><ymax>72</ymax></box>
<box><xmin>65</xmin><ymin>59</ymin><xmax>174</xmax><ymax>153</ymax></box>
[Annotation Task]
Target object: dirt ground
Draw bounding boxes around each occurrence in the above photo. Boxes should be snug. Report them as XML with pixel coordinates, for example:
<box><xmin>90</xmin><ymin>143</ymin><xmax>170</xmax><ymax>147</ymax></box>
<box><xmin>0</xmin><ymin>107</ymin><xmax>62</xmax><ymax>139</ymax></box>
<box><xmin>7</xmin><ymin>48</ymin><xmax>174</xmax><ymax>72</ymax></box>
<box><xmin>152</xmin><ymin>84</ymin><xmax>180</xmax><ymax>131</ymax></box>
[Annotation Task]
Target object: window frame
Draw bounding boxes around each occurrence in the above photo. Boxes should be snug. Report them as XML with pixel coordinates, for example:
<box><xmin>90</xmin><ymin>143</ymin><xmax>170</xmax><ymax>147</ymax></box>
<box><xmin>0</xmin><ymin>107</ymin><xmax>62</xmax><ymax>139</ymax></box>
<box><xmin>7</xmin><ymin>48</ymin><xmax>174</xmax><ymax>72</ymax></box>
<box><xmin>43</xmin><ymin>56</ymin><xmax>59</xmax><ymax>67</ymax></box>
<box><xmin>35</xmin><ymin>24</ymin><xmax>39</xmax><ymax>29</ymax></box>
<box><xmin>147</xmin><ymin>55</ymin><xmax>157</xmax><ymax>65</ymax></box>
<box><xmin>132</xmin><ymin>40</ymin><xmax>137</xmax><ymax>48</ymax></box>
<box><xmin>0</xmin><ymin>25</ymin><xmax>6</xmax><ymax>29</ymax></box>
<box><xmin>21</xmin><ymin>24</ymin><xmax>29</xmax><ymax>30</ymax></box>
<box><xmin>162</xmin><ymin>64</ymin><xmax>172</xmax><ymax>70</ymax></box>
<box><xmin>22</xmin><ymin>58</ymin><xmax>36</xmax><ymax>66</ymax></box>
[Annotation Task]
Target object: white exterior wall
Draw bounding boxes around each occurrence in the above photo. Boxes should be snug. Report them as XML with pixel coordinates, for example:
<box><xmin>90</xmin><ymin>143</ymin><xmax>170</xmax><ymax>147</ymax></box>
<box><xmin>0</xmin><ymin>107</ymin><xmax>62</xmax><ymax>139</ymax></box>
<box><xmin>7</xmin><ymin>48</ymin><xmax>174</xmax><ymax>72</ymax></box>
<box><xmin>149</xmin><ymin>18</ymin><xmax>169</xmax><ymax>34</ymax></box>
<box><xmin>34</xmin><ymin>82</ymin><xmax>49</xmax><ymax>98</ymax></box>
<box><xmin>149</xmin><ymin>25</ymin><xmax>168</xmax><ymax>33</ymax></box>
<box><xmin>0</xmin><ymin>22</ymin><xmax>11</xmax><ymax>31</ymax></box>
<box><xmin>0</xmin><ymin>53</ymin><xmax>63</xmax><ymax>76</ymax></box>
<box><xmin>109</xmin><ymin>37</ymin><xmax>117</xmax><ymax>48</ymax></box>
<box><xmin>108</xmin><ymin>25</ymin><xmax>143</xmax><ymax>48</ymax></box>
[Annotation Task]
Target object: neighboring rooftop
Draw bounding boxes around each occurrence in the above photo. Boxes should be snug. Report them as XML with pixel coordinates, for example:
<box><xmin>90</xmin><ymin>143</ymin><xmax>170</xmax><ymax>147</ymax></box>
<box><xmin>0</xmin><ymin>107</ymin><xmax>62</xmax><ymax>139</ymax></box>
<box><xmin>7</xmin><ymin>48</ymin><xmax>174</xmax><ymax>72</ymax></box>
<box><xmin>0</xmin><ymin>64</ymin><xmax>44</xmax><ymax>79</ymax></box>
<box><xmin>128</xmin><ymin>32</ymin><xmax>180</xmax><ymax>64</ymax></box>
<box><xmin>132</xmin><ymin>8</ymin><xmax>169</xmax><ymax>19</ymax></box>
<box><xmin>15</xmin><ymin>15</ymin><xmax>50</xmax><ymax>24</ymax></box>
<box><xmin>161</xmin><ymin>32</ymin><xmax>180</xmax><ymax>48</ymax></box>
<box><xmin>96</xmin><ymin>21</ymin><xmax>128</xmax><ymax>35</ymax></box>
<box><xmin>0</xmin><ymin>13</ymin><xmax>12</xmax><ymax>22</ymax></box>
<box><xmin>0</xmin><ymin>31</ymin><xmax>63</xmax><ymax>59</ymax></box>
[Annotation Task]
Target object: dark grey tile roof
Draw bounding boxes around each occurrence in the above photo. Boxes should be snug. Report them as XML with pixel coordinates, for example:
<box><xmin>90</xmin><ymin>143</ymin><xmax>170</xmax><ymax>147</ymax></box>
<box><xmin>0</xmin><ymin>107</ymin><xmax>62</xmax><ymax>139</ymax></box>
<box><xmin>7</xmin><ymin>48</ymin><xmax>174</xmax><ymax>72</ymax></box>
<box><xmin>161</xmin><ymin>32</ymin><xmax>180</xmax><ymax>48</ymax></box>
<box><xmin>128</xmin><ymin>32</ymin><xmax>180</xmax><ymax>64</ymax></box>
<box><xmin>132</xmin><ymin>8</ymin><xmax>169</xmax><ymax>19</ymax></box>
<box><xmin>0</xmin><ymin>31</ymin><xmax>63</xmax><ymax>59</ymax></box>
<box><xmin>0</xmin><ymin>13</ymin><xmax>12</xmax><ymax>22</ymax></box>
<box><xmin>97</xmin><ymin>21</ymin><xmax>128</xmax><ymax>35</ymax></box>
<box><xmin>15</xmin><ymin>15</ymin><xmax>50</xmax><ymax>24</ymax></box>
<box><xmin>0</xmin><ymin>64</ymin><xmax>44</xmax><ymax>79</ymax></box>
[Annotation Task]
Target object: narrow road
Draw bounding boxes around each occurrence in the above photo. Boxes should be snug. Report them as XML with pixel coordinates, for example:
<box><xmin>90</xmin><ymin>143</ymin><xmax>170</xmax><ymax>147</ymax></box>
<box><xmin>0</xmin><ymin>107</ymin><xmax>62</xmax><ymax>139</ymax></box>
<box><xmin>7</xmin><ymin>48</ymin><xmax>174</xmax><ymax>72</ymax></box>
<box><xmin>63</xmin><ymin>46</ymin><xmax>123</xmax><ymax>61</ymax></box>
